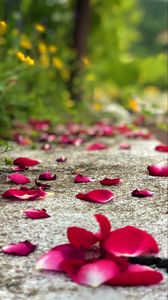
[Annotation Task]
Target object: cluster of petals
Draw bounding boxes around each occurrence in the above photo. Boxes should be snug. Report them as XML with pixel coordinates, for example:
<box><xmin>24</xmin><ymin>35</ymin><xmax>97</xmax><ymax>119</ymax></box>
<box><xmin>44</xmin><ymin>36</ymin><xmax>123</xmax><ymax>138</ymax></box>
<box><xmin>13</xmin><ymin>157</ymin><xmax>40</xmax><ymax>170</ymax></box>
<box><xmin>36</xmin><ymin>214</ymin><xmax>163</xmax><ymax>287</ymax></box>
<box><xmin>132</xmin><ymin>189</ymin><xmax>153</xmax><ymax>198</ymax></box>
<box><xmin>100</xmin><ymin>177</ymin><xmax>123</xmax><ymax>186</ymax></box>
<box><xmin>1</xmin><ymin>240</ymin><xmax>36</xmax><ymax>256</ymax></box>
<box><xmin>86</xmin><ymin>143</ymin><xmax>108</xmax><ymax>151</ymax></box>
<box><xmin>38</xmin><ymin>171</ymin><xmax>56</xmax><ymax>181</ymax></box>
<box><xmin>29</xmin><ymin>118</ymin><xmax>51</xmax><ymax>131</ymax></box>
<box><xmin>76</xmin><ymin>189</ymin><xmax>115</xmax><ymax>203</ymax></box>
<box><xmin>24</xmin><ymin>208</ymin><xmax>50</xmax><ymax>219</ymax></box>
<box><xmin>74</xmin><ymin>174</ymin><xmax>95</xmax><ymax>183</ymax></box>
<box><xmin>155</xmin><ymin>144</ymin><xmax>168</xmax><ymax>153</ymax></box>
<box><xmin>147</xmin><ymin>165</ymin><xmax>168</xmax><ymax>177</ymax></box>
<box><xmin>2</xmin><ymin>187</ymin><xmax>46</xmax><ymax>200</ymax></box>
<box><xmin>7</xmin><ymin>173</ymin><xmax>30</xmax><ymax>185</ymax></box>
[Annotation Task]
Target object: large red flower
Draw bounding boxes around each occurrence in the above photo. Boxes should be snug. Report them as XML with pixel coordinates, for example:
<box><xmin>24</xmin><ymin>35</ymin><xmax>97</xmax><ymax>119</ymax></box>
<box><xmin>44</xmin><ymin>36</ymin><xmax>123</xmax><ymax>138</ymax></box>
<box><xmin>103</xmin><ymin>225</ymin><xmax>159</xmax><ymax>257</ymax></box>
<box><xmin>13</xmin><ymin>157</ymin><xmax>40</xmax><ymax>169</ymax></box>
<box><xmin>7</xmin><ymin>173</ymin><xmax>30</xmax><ymax>185</ymax></box>
<box><xmin>147</xmin><ymin>165</ymin><xmax>168</xmax><ymax>177</ymax></box>
<box><xmin>2</xmin><ymin>188</ymin><xmax>46</xmax><ymax>200</ymax></box>
<box><xmin>1</xmin><ymin>240</ymin><xmax>36</xmax><ymax>256</ymax></box>
<box><xmin>76</xmin><ymin>189</ymin><xmax>115</xmax><ymax>203</ymax></box>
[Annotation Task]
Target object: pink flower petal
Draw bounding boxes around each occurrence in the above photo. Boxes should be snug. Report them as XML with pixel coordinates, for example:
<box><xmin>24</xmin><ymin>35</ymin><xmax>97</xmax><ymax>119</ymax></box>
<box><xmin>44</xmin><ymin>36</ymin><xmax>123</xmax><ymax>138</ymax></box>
<box><xmin>35</xmin><ymin>180</ymin><xmax>51</xmax><ymax>190</ymax></box>
<box><xmin>119</xmin><ymin>144</ymin><xmax>131</xmax><ymax>150</ymax></box>
<box><xmin>7</xmin><ymin>173</ymin><xmax>30</xmax><ymax>185</ymax></box>
<box><xmin>147</xmin><ymin>165</ymin><xmax>168</xmax><ymax>177</ymax></box>
<box><xmin>100</xmin><ymin>177</ymin><xmax>123</xmax><ymax>186</ymax></box>
<box><xmin>86</xmin><ymin>143</ymin><xmax>108</xmax><ymax>151</ymax></box>
<box><xmin>76</xmin><ymin>189</ymin><xmax>115</xmax><ymax>203</ymax></box>
<box><xmin>155</xmin><ymin>144</ymin><xmax>168</xmax><ymax>153</ymax></box>
<box><xmin>74</xmin><ymin>174</ymin><xmax>95</xmax><ymax>183</ymax></box>
<box><xmin>95</xmin><ymin>214</ymin><xmax>111</xmax><ymax>240</ymax></box>
<box><xmin>103</xmin><ymin>225</ymin><xmax>159</xmax><ymax>257</ymax></box>
<box><xmin>56</xmin><ymin>156</ymin><xmax>67</xmax><ymax>163</ymax></box>
<box><xmin>132</xmin><ymin>189</ymin><xmax>153</xmax><ymax>197</ymax></box>
<box><xmin>36</xmin><ymin>244</ymin><xmax>83</xmax><ymax>271</ymax></box>
<box><xmin>1</xmin><ymin>240</ymin><xmax>36</xmax><ymax>256</ymax></box>
<box><xmin>41</xmin><ymin>143</ymin><xmax>52</xmax><ymax>151</ymax></box>
<box><xmin>107</xmin><ymin>263</ymin><xmax>163</xmax><ymax>286</ymax></box>
<box><xmin>2</xmin><ymin>188</ymin><xmax>46</xmax><ymax>200</ymax></box>
<box><xmin>67</xmin><ymin>227</ymin><xmax>99</xmax><ymax>249</ymax></box>
<box><xmin>13</xmin><ymin>157</ymin><xmax>40</xmax><ymax>168</ymax></box>
<box><xmin>64</xmin><ymin>259</ymin><xmax>119</xmax><ymax>287</ymax></box>
<box><xmin>24</xmin><ymin>208</ymin><xmax>50</xmax><ymax>219</ymax></box>
<box><xmin>39</xmin><ymin>171</ymin><xmax>56</xmax><ymax>181</ymax></box>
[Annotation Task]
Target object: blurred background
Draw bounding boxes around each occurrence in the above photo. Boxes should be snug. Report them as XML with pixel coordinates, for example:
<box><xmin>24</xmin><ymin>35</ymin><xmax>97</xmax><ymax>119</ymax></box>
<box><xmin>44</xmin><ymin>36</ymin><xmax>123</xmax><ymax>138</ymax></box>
<box><xmin>0</xmin><ymin>0</ymin><xmax>167</xmax><ymax>137</ymax></box>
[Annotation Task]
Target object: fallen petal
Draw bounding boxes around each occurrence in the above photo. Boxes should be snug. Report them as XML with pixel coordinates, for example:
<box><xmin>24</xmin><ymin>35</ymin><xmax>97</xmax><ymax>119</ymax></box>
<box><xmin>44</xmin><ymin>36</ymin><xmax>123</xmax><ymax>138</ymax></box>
<box><xmin>76</xmin><ymin>189</ymin><xmax>115</xmax><ymax>203</ymax></box>
<box><xmin>1</xmin><ymin>240</ymin><xmax>36</xmax><ymax>256</ymax></box>
<box><xmin>7</xmin><ymin>173</ymin><xmax>30</xmax><ymax>185</ymax></box>
<box><xmin>74</xmin><ymin>174</ymin><xmax>95</xmax><ymax>183</ymax></box>
<box><xmin>56</xmin><ymin>156</ymin><xmax>67</xmax><ymax>163</ymax></box>
<box><xmin>147</xmin><ymin>165</ymin><xmax>168</xmax><ymax>177</ymax></box>
<box><xmin>119</xmin><ymin>144</ymin><xmax>131</xmax><ymax>150</ymax></box>
<box><xmin>107</xmin><ymin>263</ymin><xmax>163</xmax><ymax>286</ymax></box>
<box><xmin>35</xmin><ymin>180</ymin><xmax>51</xmax><ymax>190</ymax></box>
<box><xmin>86</xmin><ymin>143</ymin><xmax>108</xmax><ymax>151</ymax></box>
<box><xmin>39</xmin><ymin>171</ymin><xmax>56</xmax><ymax>181</ymax></box>
<box><xmin>2</xmin><ymin>188</ymin><xmax>46</xmax><ymax>200</ymax></box>
<box><xmin>41</xmin><ymin>143</ymin><xmax>52</xmax><ymax>151</ymax></box>
<box><xmin>132</xmin><ymin>189</ymin><xmax>153</xmax><ymax>198</ymax></box>
<box><xmin>13</xmin><ymin>157</ymin><xmax>40</xmax><ymax>168</ymax></box>
<box><xmin>95</xmin><ymin>214</ymin><xmax>111</xmax><ymax>240</ymax></box>
<box><xmin>36</xmin><ymin>243</ymin><xmax>83</xmax><ymax>271</ymax></box>
<box><xmin>155</xmin><ymin>144</ymin><xmax>168</xmax><ymax>153</ymax></box>
<box><xmin>24</xmin><ymin>208</ymin><xmax>50</xmax><ymax>219</ymax></box>
<box><xmin>67</xmin><ymin>227</ymin><xmax>99</xmax><ymax>249</ymax></box>
<box><xmin>100</xmin><ymin>177</ymin><xmax>123</xmax><ymax>186</ymax></box>
<box><xmin>103</xmin><ymin>225</ymin><xmax>159</xmax><ymax>257</ymax></box>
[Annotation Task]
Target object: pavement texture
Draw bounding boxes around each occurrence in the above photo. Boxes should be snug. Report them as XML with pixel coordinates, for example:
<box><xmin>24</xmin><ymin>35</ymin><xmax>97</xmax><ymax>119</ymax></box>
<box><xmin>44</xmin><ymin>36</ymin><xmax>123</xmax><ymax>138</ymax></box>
<box><xmin>0</xmin><ymin>136</ymin><xmax>167</xmax><ymax>300</ymax></box>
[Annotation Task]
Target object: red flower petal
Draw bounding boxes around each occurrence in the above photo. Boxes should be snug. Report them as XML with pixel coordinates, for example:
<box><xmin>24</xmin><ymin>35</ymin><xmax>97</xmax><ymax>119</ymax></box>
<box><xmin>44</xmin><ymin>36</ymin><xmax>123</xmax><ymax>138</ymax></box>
<box><xmin>67</xmin><ymin>227</ymin><xmax>99</xmax><ymax>249</ymax></box>
<box><xmin>24</xmin><ymin>208</ymin><xmax>50</xmax><ymax>219</ymax></box>
<box><xmin>13</xmin><ymin>157</ymin><xmax>40</xmax><ymax>168</ymax></box>
<box><xmin>2</xmin><ymin>188</ymin><xmax>46</xmax><ymax>200</ymax></box>
<box><xmin>64</xmin><ymin>259</ymin><xmax>119</xmax><ymax>287</ymax></box>
<box><xmin>107</xmin><ymin>263</ymin><xmax>163</xmax><ymax>286</ymax></box>
<box><xmin>95</xmin><ymin>214</ymin><xmax>111</xmax><ymax>240</ymax></box>
<box><xmin>36</xmin><ymin>244</ymin><xmax>83</xmax><ymax>271</ymax></box>
<box><xmin>56</xmin><ymin>156</ymin><xmax>67</xmax><ymax>163</ymax></box>
<box><xmin>39</xmin><ymin>171</ymin><xmax>56</xmax><ymax>181</ymax></box>
<box><xmin>7</xmin><ymin>173</ymin><xmax>30</xmax><ymax>185</ymax></box>
<box><xmin>155</xmin><ymin>144</ymin><xmax>168</xmax><ymax>153</ymax></box>
<box><xmin>1</xmin><ymin>240</ymin><xmax>36</xmax><ymax>256</ymax></box>
<box><xmin>119</xmin><ymin>144</ymin><xmax>131</xmax><ymax>150</ymax></box>
<box><xmin>103</xmin><ymin>226</ymin><xmax>159</xmax><ymax>257</ymax></box>
<box><xmin>76</xmin><ymin>189</ymin><xmax>115</xmax><ymax>203</ymax></box>
<box><xmin>132</xmin><ymin>189</ymin><xmax>153</xmax><ymax>197</ymax></box>
<box><xmin>74</xmin><ymin>174</ymin><xmax>95</xmax><ymax>183</ymax></box>
<box><xmin>35</xmin><ymin>180</ymin><xmax>51</xmax><ymax>190</ymax></box>
<box><xmin>86</xmin><ymin>143</ymin><xmax>108</xmax><ymax>151</ymax></box>
<box><xmin>100</xmin><ymin>177</ymin><xmax>123</xmax><ymax>186</ymax></box>
<box><xmin>147</xmin><ymin>165</ymin><xmax>168</xmax><ymax>177</ymax></box>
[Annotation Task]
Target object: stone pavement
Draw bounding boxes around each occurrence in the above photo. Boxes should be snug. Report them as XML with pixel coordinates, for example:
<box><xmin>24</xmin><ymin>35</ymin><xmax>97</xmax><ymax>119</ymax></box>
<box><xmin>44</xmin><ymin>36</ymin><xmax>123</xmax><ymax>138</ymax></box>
<box><xmin>0</xmin><ymin>137</ymin><xmax>167</xmax><ymax>300</ymax></box>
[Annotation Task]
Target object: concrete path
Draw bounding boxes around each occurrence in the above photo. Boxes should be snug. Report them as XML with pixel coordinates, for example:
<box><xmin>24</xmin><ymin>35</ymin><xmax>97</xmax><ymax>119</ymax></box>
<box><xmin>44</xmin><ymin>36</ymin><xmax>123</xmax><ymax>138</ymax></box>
<box><xmin>0</xmin><ymin>136</ymin><xmax>167</xmax><ymax>300</ymax></box>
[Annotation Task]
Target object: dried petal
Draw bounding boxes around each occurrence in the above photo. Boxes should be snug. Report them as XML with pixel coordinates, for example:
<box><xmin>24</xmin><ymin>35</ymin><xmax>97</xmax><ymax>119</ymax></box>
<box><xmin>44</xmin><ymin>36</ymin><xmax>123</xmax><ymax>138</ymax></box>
<box><xmin>39</xmin><ymin>171</ymin><xmax>56</xmax><ymax>181</ymax></box>
<box><xmin>7</xmin><ymin>173</ymin><xmax>30</xmax><ymax>185</ymax></box>
<box><xmin>132</xmin><ymin>189</ymin><xmax>153</xmax><ymax>197</ymax></box>
<box><xmin>74</xmin><ymin>174</ymin><xmax>95</xmax><ymax>183</ymax></box>
<box><xmin>76</xmin><ymin>189</ymin><xmax>115</xmax><ymax>203</ymax></box>
<box><xmin>147</xmin><ymin>165</ymin><xmax>168</xmax><ymax>177</ymax></box>
<box><xmin>24</xmin><ymin>208</ymin><xmax>50</xmax><ymax>219</ymax></box>
<box><xmin>100</xmin><ymin>177</ymin><xmax>123</xmax><ymax>186</ymax></box>
<box><xmin>1</xmin><ymin>240</ymin><xmax>36</xmax><ymax>256</ymax></box>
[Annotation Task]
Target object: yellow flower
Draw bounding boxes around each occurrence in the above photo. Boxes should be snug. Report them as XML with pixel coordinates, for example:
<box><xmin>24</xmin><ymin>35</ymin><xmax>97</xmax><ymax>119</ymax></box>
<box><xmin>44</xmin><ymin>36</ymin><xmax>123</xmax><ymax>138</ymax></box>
<box><xmin>38</xmin><ymin>42</ymin><xmax>47</xmax><ymax>54</ymax></box>
<box><xmin>86</xmin><ymin>74</ymin><xmax>95</xmax><ymax>81</ymax></box>
<box><xmin>16</xmin><ymin>51</ymin><xmax>26</xmax><ymax>62</ymax></box>
<box><xmin>0</xmin><ymin>21</ymin><xmax>7</xmax><ymax>35</ymax></box>
<box><xmin>20</xmin><ymin>34</ymin><xmax>32</xmax><ymax>50</ymax></box>
<box><xmin>52</xmin><ymin>57</ymin><xmax>63</xmax><ymax>69</ymax></box>
<box><xmin>128</xmin><ymin>98</ymin><xmax>140</xmax><ymax>112</ymax></box>
<box><xmin>39</xmin><ymin>54</ymin><xmax>50</xmax><ymax>67</ymax></box>
<box><xmin>82</xmin><ymin>56</ymin><xmax>90</xmax><ymax>66</ymax></box>
<box><xmin>48</xmin><ymin>45</ymin><xmax>57</xmax><ymax>53</ymax></box>
<box><xmin>35</xmin><ymin>23</ymin><xmax>46</xmax><ymax>33</ymax></box>
<box><xmin>25</xmin><ymin>56</ymin><xmax>35</xmax><ymax>66</ymax></box>
<box><xmin>92</xmin><ymin>103</ymin><xmax>103</xmax><ymax>111</ymax></box>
